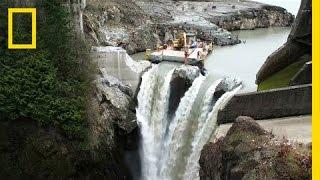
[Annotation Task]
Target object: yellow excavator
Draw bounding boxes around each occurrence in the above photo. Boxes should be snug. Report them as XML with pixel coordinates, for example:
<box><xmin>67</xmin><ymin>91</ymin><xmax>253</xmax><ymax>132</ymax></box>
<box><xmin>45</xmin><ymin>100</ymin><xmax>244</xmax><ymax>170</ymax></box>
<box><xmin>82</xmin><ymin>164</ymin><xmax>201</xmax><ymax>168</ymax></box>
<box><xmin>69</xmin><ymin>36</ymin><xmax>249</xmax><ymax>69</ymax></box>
<box><xmin>145</xmin><ymin>32</ymin><xmax>213</xmax><ymax>62</ymax></box>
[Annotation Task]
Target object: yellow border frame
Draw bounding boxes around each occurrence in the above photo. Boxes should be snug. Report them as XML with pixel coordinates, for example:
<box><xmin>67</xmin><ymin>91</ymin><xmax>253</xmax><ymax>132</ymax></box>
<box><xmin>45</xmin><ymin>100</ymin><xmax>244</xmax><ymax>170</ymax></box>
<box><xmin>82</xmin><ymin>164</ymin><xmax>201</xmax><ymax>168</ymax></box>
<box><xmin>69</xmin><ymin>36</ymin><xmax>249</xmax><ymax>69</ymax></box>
<box><xmin>313</xmin><ymin>0</ymin><xmax>319</xmax><ymax>179</ymax></box>
<box><xmin>8</xmin><ymin>8</ymin><xmax>36</xmax><ymax>49</ymax></box>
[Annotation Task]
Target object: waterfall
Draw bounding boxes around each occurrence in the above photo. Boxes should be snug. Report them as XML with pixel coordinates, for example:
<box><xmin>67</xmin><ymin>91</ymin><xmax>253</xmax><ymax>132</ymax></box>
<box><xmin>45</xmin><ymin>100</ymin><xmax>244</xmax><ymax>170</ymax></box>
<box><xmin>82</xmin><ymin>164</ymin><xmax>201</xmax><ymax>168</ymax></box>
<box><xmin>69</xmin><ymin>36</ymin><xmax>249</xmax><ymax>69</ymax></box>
<box><xmin>117</xmin><ymin>51</ymin><xmax>122</xmax><ymax>80</ymax></box>
<box><xmin>136</xmin><ymin>64</ymin><xmax>242</xmax><ymax>180</ymax></box>
<box><xmin>137</xmin><ymin>65</ymin><xmax>175</xmax><ymax>180</ymax></box>
<box><xmin>136</xmin><ymin>65</ymin><xmax>159</xmax><ymax>179</ymax></box>
<box><xmin>183</xmin><ymin>85</ymin><xmax>242</xmax><ymax>180</ymax></box>
<box><xmin>160</xmin><ymin>75</ymin><xmax>205</xmax><ymax>179</ymax></box>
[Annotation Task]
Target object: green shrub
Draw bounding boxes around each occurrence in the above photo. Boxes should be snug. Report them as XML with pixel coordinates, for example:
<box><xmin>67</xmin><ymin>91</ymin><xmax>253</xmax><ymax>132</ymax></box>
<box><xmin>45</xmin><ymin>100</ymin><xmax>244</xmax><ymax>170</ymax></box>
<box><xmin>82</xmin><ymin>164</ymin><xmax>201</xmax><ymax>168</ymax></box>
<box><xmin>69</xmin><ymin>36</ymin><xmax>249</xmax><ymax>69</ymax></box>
<box><xmin>0</xmin><ymin>0</ymin><xmax>94</xmax><ymax>140</ymax></box>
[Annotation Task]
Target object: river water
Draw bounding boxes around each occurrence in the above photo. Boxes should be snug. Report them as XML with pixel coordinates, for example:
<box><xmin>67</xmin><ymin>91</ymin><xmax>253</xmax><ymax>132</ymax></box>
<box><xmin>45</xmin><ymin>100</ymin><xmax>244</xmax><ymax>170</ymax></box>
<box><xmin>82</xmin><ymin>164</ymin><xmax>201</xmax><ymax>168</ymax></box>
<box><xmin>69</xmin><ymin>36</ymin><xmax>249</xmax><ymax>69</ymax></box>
<box><xmin>204</xmin><ymin>0</ymin><xmax>301</xmax><ymax>92</ymax></box>
<box><xmin>255</xmin><ymin>0</ymin><xmax>300</xmax><ymax>16</ymax></box>
<box><xmin>205</xmin><ymin>27</ymin><xmax>291</xmax><ymax>92</ymax></box>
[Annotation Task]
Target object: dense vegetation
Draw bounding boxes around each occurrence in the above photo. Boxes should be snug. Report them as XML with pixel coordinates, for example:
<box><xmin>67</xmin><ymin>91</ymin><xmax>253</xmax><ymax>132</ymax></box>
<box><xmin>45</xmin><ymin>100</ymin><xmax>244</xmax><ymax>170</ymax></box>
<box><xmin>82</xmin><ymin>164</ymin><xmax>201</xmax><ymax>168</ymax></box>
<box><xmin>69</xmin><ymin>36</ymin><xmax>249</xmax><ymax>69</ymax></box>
<box><xmin>0</xmin><ymin>0</ymin><xmax>93</xmax><ymax>140</ymax></box>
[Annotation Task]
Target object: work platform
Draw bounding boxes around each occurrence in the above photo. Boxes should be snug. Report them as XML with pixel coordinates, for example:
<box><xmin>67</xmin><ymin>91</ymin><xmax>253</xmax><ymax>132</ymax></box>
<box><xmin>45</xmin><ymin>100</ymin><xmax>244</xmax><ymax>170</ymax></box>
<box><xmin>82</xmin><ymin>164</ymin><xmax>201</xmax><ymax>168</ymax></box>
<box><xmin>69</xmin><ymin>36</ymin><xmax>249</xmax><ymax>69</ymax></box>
<box><xmin>150</xmin><ymin>48</ymin><xmax>208</xmax><ymax>65</ymax></box>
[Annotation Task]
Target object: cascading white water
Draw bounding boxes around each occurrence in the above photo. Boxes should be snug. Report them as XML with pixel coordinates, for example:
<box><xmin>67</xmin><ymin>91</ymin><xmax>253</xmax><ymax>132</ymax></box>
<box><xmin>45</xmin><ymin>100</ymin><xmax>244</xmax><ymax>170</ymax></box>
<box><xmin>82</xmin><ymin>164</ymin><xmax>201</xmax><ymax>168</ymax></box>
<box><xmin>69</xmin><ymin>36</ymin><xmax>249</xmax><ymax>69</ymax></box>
<box><xmin>136</xmin><ymin>64</ymin><xmax>241</xmax><ymax>180</ymax></box>
<box><xmin>160</xmin><ymin>75</ymin><xmax>205</xmax><ymax>179</ymax></box>
<box><xmin>183</xmin><ymin>85</ymin><xmax>242</xmax><ymax>180</ymax></box>
<box><xmin>136</xmin><ymin>65</ymin><xmax>159</xmax><ymax>179</ymax></box>
<box><xmin>148</xmin><ymin>68</ymin><xmax>175</xmax><ymax>178</ymax></box>
<box><xmin>136</xmin><ymin>65</ymin><xmax>176</xmax><ymax>180</ymax></box>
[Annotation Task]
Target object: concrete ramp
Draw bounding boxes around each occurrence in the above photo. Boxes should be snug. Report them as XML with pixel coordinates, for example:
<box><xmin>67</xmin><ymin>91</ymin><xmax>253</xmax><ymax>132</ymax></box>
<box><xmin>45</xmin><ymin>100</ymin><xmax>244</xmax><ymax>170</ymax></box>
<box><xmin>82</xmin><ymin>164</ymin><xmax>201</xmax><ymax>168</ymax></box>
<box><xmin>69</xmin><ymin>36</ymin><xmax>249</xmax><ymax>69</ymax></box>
<box><xmin>91</xmin><ymin>46</ymin><xmax>151</xmax><ymax>93</ymax></box>
<box><xmin>214</xmin><ymin>115</ymin><xmax>311</xmax><ymax>144</ymax></box>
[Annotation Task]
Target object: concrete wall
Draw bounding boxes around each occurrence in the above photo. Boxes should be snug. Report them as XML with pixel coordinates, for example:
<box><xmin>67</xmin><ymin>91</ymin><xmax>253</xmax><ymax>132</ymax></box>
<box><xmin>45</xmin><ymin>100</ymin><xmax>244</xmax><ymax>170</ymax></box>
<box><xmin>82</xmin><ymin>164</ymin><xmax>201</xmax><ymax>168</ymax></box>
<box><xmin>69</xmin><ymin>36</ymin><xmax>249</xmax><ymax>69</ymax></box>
<box><xmin>290</xmin><ymin>61</ymin><xmax>312</xmax><ymax>86</ymax></box>
<box><xmin>91</xmin><ymin>46</ymin><xmax>151</xmax><ymax>94</ymax></box>
<box><xmin>217</xmin><ymin>84</ymin><xmax>312</xmax><ymax>124</ymax></box>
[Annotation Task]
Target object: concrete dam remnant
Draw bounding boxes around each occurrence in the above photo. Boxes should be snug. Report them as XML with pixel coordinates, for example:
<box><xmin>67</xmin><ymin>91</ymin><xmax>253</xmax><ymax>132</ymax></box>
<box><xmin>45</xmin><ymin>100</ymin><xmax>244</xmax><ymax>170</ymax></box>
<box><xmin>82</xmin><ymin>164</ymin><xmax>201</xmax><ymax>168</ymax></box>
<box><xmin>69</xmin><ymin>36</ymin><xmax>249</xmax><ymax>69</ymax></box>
<box><xmin>91</xmin><ymin>46</ymin><xmax>151</xmax><ymax>94</ymax></box>
<box><xmin>217</xmin><ymin>84</ymin><xmax>312</xmax><ymax>124</ymax></box>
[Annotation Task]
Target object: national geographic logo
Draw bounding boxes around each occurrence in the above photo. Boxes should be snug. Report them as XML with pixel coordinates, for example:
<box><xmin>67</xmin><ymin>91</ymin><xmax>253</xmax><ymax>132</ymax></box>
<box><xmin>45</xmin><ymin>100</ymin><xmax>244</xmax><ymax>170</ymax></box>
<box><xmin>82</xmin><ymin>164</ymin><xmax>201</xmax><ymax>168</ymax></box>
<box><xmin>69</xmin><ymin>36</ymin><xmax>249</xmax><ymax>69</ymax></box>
<box><xmin>7</xmin><ymin>8</ymin><xmax>36</xmax><ymax>49</ymax></box>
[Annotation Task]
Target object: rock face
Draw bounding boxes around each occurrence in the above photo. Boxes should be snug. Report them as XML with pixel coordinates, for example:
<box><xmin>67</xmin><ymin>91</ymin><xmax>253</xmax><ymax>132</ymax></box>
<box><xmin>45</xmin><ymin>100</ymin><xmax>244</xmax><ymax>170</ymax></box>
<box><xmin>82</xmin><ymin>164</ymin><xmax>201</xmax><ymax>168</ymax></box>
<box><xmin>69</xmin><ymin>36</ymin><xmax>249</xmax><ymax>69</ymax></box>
<box><xmin>169</xmin><ymin>66</ymin><xmax>200</xmax><ymax>117</ymax></box>
<box><xmin>0</xmin><ymin>118</ymin><xmax>133</xmax><ymax>179</ymax></box>
<box><xmin>256</xmin><ymin>0</ymin><xmax>311</xmax><ymax>84</ymax></box>
<box><xmin>92</xmin><ymin>70</ymin><xmax>137</xmax><ymax>144</ymax></box>
<box><xmin>199</xmin><ymin>116</ymin><xmax>312</xmax><ymax>180</ymax></box>
<box><xmin>1</xmin><ymin>2</ymin><xmax>140</xmax><ymax>179</ymax></box>
<box><xmin>83</xmin><ymin>0</ymin><xmax>294</xmax><ymax>54</ymax></box>
<box><xmin>209</xmin><ymin>4</ymin><xmax>294</xmax><ymax>31</ymax></box>
<box><xmin>154</xmin><ymin>22</ymin><xmax>240</xmax><ymax>46</ymax></box>
<box><xmin>88</xmin><ymin>46</ymin><xmax>153</xmax><ymax>179</ymax></box>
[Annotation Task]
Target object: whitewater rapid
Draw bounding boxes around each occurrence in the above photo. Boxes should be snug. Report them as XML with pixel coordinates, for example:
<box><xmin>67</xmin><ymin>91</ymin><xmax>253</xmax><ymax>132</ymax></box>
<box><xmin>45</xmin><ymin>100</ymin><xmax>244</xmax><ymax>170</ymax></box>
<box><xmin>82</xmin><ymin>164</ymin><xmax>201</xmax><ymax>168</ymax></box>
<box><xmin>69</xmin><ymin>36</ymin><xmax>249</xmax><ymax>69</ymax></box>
<box><xmin>136</xmin><ymin>64</ymin><xmax>241</xmax><ymax>180</ymax></box>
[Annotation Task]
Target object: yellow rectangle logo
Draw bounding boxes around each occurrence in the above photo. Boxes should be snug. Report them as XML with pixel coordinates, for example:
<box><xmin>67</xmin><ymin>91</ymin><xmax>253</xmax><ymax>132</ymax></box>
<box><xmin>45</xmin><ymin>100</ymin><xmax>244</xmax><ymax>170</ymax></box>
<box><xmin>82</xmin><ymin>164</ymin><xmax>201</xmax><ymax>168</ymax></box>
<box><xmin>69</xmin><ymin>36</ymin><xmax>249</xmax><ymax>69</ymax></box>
<box><xmin>8</xmin><ymin>8</ymin><xmax>37</xmax><ymax>49</ymax></box>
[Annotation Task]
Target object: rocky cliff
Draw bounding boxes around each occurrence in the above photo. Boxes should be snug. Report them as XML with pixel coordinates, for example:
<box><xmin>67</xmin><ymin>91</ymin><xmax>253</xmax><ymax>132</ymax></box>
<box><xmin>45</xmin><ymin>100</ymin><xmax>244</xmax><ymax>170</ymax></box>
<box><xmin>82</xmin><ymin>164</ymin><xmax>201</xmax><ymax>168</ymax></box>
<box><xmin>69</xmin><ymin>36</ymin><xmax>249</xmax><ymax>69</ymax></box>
<box><xmin>0</xmin><ymin>1</ymin><xmax>140</xmax><ymax>179</ymax></box>
<box><xmin>256</xmin><ymin>0</ymin><xmax>311</xmax><ymax>84</ymax></box>
<box><xmin>83</xmin><ymin>0</ymin><xmax>294</xmax><ymax>54</ymax></box>
<box><xmin>199</xmin><ymin>116</ymin><xmax>311</xmax><ymax>180</ymax></box>
<box><xmin>0</xmin><ymin>73</ymin><xmax>139</xmax><ymax>179</ymax></box>
<box><xmin>0</xmin><ymin>48</ymin><xmax>143</xmax><ymax>179</ymax></box>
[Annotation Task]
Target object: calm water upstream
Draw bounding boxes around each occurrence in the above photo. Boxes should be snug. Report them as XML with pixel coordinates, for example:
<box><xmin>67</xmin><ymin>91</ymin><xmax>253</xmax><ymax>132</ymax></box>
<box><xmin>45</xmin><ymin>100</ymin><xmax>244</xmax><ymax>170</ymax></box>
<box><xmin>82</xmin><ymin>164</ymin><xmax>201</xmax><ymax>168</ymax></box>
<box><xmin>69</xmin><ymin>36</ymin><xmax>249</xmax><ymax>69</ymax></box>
<box><xmin>205</xmin><ymin>27</ymin><xmax>291</xmax><ymax>92</ymax></box>
<box><xmin>205</xmin><ymin>0</ymin><xmax>301</xmax><ymax>92</ymax></box>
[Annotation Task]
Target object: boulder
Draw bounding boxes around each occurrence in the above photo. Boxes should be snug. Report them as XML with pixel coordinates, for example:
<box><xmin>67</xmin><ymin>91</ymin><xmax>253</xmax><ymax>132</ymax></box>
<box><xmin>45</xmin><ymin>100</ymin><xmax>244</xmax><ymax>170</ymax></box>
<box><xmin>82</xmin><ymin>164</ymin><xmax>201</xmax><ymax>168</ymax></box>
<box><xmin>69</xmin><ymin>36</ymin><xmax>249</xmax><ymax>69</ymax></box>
<box><xmin>168</xmin><ymin>65</ymin><xmax>200</xmax><ymax>117</ymax></box>
<box><xmin>200</xmin><ymin>116</ymin><xmax>312</xmax><ymax>180</ymax></box>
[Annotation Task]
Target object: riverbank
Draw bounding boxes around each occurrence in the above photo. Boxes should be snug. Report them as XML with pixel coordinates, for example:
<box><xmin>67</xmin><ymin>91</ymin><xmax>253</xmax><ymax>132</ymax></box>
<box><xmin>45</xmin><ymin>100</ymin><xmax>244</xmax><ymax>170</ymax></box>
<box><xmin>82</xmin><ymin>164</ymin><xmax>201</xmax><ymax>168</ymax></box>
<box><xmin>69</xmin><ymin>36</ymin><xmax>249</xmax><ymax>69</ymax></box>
<box><xmin>83</xmin><ymin>0</ymin><xmax>294</xmax><ymax>54</ymax></box>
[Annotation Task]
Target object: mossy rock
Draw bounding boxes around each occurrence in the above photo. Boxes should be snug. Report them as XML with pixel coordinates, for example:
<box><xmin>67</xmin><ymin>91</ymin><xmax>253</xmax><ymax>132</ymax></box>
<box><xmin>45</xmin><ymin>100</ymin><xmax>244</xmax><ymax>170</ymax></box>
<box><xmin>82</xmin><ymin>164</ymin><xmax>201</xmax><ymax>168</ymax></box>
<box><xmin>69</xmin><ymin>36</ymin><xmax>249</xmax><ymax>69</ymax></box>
<box><xmin>258</xmin><ymin>60</ymin><xmax>307</xmax><ymax>91</ymax></box>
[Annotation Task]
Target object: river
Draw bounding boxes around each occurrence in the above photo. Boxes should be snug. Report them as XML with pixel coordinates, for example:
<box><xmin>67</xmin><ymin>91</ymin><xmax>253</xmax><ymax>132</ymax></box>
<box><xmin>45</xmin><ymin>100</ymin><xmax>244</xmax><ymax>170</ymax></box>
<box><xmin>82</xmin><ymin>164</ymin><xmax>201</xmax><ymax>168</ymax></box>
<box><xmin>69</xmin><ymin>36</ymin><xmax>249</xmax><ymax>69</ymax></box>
<box><xmin>205</xmin><ymin>0</ymin><xmax>301</xmax><ymax>92</ymax></box>
<box><xmin>205</xmin><ymin>27</ymin><xmax>291</xmax><ymax>92</ymax></box>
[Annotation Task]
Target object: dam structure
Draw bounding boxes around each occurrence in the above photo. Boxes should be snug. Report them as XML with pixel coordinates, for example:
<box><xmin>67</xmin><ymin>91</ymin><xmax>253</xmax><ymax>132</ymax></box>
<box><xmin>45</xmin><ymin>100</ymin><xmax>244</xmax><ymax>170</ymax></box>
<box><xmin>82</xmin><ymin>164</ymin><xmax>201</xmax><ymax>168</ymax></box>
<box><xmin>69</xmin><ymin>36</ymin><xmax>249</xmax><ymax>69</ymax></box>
<box><xmin>136</xmin><ymin>63</ymin><xmax>242</xmax><ymax>180</ymax></box>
